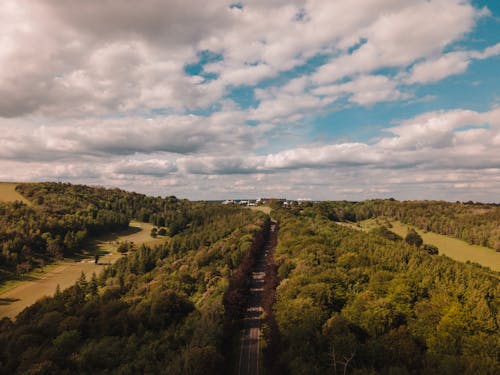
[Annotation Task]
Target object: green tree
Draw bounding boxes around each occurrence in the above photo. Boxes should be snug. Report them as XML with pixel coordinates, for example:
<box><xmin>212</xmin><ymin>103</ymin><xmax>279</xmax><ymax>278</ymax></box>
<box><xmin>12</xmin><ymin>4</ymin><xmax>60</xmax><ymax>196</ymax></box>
<box><xmin>405</xmin><ymin>229</ymin><xmax>423</xmax><ymax>247</ymax></box>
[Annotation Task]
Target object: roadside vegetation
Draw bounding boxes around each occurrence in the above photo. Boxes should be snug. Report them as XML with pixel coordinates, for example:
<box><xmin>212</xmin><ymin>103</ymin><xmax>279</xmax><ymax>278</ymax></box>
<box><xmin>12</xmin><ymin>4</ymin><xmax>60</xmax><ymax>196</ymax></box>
<box><xmin>0</xmin><ymin>200</ymin><xmax>268</xmax><ymax>374</ymax></box>
<box><xmin>270</xmin><ymin>206</ymin><xmax>499</xmax><ymax>374</ymax></box>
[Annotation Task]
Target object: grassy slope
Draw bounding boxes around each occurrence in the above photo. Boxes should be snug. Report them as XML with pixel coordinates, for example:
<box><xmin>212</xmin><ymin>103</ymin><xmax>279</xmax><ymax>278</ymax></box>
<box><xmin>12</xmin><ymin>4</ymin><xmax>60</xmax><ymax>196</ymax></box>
<box><xmin>0</xmin><ymin>221</ymin><xmax>165</xmax><ymax>319</ymax></box>
<box><xmin>0</xmin><ymin>182</ymin><xmax>31</xmax><ymax>205</ymax></box>
<box><xmin>357</xmin><ymin>219</ymin><xmax>500</xmax><ymax>272</ymax></box>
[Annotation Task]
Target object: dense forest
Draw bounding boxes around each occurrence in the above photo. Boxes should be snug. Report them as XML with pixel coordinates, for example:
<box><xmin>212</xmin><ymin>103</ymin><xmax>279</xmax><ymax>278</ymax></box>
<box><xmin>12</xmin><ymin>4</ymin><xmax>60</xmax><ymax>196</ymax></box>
<box><xmin>0</xmin><ymin>199</ymin><xmax>269</xmax><ymax>374</ymax></box>
<box><xmin>1</xmin><ymin>184</ymin><xmax>499</xmax><ymax>374</ymax></box>
<box><xmin>0</xmin><ymin>182</ymin><xmax>212</xmax><ymax>279</ymax></box>
<box><xmin>297</xmin><ymin>199</ymin><xmax>500</xmax><ymax>251</ymax></box>
<box><xmin>266</xmin><ymin>207</ymin><xmax>499</xmax><ymax>374</ymax></box>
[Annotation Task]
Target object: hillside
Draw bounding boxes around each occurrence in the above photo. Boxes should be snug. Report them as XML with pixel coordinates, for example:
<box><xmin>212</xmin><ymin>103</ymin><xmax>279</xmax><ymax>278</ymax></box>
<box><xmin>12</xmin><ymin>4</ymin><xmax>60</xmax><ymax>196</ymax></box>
<box><xmin>0</xmin><ymin>182</ymin><xmax>197</xmax><ymax>281</ymax></box>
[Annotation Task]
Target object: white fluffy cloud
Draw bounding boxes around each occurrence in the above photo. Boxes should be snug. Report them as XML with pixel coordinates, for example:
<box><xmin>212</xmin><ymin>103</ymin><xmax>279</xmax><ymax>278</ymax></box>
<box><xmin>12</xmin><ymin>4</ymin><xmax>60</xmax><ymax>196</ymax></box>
<box><xmin>0</xmin><ymin>112</ymin><xmax>266</xmax><ymax>160</ymax></box>
<box><xmin>0</xmin><ymin>0</ymin><xmax>499</xmax><ymax>201</ymax></box>
<box><xmin>405</xmin><ymin>43</ymin><xmax>500</xmax><ymax>84</ymax></box>
<box><xmin>0</xmin><ymin>0</ymin><xmax>493</xmax><ymax>117</ymax></box>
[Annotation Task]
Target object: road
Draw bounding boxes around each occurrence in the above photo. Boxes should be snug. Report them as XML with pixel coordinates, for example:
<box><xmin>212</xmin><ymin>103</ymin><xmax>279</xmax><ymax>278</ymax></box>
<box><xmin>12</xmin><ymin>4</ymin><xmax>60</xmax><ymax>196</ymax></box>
<box><xmin>238</xmin><ymin>221</ymin><xmax>277</xmax><ymax>375</ymax></box>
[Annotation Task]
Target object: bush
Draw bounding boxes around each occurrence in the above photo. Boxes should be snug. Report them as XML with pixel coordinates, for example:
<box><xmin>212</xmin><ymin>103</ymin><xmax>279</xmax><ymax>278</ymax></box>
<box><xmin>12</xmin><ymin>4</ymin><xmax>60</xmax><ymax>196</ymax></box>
<box><xmin>405</xmin><ymin>229</ymin><xmax>423</xmax><ymax>247</ymax></box>
<box><xmin>423</xmin><ymin>244</ymin><xmax>439</xmax><ymax>255</ymax></box>
<box><xmin>150</xmin><ymin>227</ymin><xmax>158</xmax><ymax>238</ymax></box>
<box><xmin>117</xmin><ymin>241</ymin><xmax>134</xmax><ymax>254</ymax></box>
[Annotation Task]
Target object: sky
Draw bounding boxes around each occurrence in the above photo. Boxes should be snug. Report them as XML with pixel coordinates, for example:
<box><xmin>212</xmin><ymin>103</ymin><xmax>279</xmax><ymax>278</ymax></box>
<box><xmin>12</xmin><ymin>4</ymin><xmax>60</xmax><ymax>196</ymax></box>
<box><xmin>0</xmin><ymin>0</ymin><xmax>499</xmax><ymax>201</ymax></box>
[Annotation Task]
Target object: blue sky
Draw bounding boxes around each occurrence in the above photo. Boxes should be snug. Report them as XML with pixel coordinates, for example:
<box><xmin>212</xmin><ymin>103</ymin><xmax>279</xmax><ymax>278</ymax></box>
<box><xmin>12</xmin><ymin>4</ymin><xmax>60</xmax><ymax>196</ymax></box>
<box><xmin>0</xmin><ymin>0</ymin><xmax>499</xmax><ymax>201</ymax></box>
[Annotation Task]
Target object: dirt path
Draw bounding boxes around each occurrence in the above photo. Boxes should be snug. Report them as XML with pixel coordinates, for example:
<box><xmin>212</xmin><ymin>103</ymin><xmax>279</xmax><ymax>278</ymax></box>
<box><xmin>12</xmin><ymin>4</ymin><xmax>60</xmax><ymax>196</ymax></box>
<box><xmin>238</xmin><ymin>221</ymin><xmax>277</xmax><ymax>375</ymax></box>
<box><xmin>0</xmin><ymin>221</ymin><xmax>164</xmax><ymax>319</ymax></box>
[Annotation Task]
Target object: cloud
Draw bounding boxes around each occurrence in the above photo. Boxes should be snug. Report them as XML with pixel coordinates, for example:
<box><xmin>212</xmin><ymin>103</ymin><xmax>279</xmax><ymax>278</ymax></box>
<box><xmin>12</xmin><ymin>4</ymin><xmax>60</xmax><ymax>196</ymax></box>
<box><xmin>312</xmin><ymin>0</ymin><xmax>482</xmax><ymax>85</ymax></box>
<box><xmin>313</xmin><ymin>75</ymin><xmax>407</xmax><ymax>105</ymax></box>
<box><xmin>0</xmin><ymin>113</ymin><xmax>265</xmax><ymax>160</ymax></box>
<box><xmin>113</xmin><ymin>159</ymin><xmax>177</xmax><ymax>176</ymax></box>
<box><xmin>0</xmin><ymin>1</ymin><xmax>499</xmax><ymax>201</ymax></box>
<box><xmin>405</xmin><ymin>43</ymin><xmax>500</xmax><ymax>84</ymax></box>
<box><xmin>179</xmin><ymin>107</ymin><xmax>500</xmax><ymax>174</ymax></box>
<box><xmin>0</xmin><ymin>0</ymin><xmax>492</xmax><ymax>118</ymax></box>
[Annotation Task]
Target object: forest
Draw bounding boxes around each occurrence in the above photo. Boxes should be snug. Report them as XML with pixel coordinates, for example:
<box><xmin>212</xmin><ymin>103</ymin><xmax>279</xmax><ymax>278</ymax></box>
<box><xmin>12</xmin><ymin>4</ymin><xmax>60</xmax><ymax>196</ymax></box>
<box><xmin>0</xmin><ymin>182</ymin><xmax>213</xmax><ymax>279</ymax></box>
<box><xmin>265</xmin><ymin>206</ymin><xmax>499</xmax><ymax>374</ymax></box>
<box><xmin>0</xmin><ymin>192</ymin><xmax>269</xmax><ymax>374</ymax></box>
<box><xmin>0</xmin><ymin>184</ymin><xmax>498</xmax><ymax>374</ymax></box>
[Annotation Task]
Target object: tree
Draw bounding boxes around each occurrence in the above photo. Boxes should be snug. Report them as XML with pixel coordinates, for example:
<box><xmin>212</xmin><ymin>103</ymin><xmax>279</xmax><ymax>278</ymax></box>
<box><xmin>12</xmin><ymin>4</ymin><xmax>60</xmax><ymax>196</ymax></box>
<box><xmin>405</xmin><ymin>229</ymin><xmax>423</xmax><ymax>247</ymax></box>
<box><xmin>117</xmin><ymin>241</ymin><xmax>133</xmax><ymax>254</ymax></box>
<box><xmin>423</xmin><ymin>244</ymin><xmax>439</xmax><ymax>255</ymax></box>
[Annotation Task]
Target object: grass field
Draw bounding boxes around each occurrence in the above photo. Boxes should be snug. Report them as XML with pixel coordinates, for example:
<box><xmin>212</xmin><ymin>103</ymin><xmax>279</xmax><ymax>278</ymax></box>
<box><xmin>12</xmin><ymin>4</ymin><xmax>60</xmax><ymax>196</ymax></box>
<box><xmin>0</xmin><ymin>221</ymin><xmax>165</xmax><ymax>319</ymax></box>
<box><xmin>249</xmin><ymin>205</ymin><xmax>271</xmax><ymax>215</ymax></box>
<box><xmin>355</xmin><ymin>219</ymin><xmax>500</xmax><ymax>272</ymax></box>
<box><xmin>0</xmin><ymin>182</ymin><xmax>31</xmax><ymax>205</ymax></box>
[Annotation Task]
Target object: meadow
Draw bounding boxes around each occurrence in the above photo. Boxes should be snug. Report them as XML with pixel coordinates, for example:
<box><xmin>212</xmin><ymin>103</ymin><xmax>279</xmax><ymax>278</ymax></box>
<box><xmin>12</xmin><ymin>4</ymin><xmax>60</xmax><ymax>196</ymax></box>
<box><xmin>0</xmin><ymin>221</ymin><xmax>165</xmax><ymax>318</ymax></box>
<box><xmin>356</xmin><ymin>218</ymin><xmax>500</xmax><ymax>272</ymax></box>
<box><xmin>0</xmin><ymin>182</ymin><xmax>31</xmax><ymax>205</ymax></box>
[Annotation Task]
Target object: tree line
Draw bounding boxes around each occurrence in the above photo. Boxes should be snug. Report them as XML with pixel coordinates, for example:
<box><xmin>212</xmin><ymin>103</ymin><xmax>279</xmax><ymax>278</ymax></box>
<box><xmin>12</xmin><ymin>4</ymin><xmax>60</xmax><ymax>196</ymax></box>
<box><xmin>296</xmin><ymin>199</ymin><xmax>500</xmax><ymax>251</ymax></box>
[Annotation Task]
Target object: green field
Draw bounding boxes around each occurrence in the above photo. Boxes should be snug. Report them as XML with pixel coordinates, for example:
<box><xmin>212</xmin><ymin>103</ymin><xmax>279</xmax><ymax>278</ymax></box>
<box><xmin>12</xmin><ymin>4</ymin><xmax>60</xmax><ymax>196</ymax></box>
<box><xmin>0</xmin><ymin>221</ymin><xmax>165</xmax><ymax>319</ymax></box>
<box><xmin>0</xmin><ymin>182</ymin><xmax>31</xmax><ymax>205</ymax></box>
<box><xmin>356</xmin><ymin>219</ymin><xmax>500</xmax><ymax>272</ymax></box>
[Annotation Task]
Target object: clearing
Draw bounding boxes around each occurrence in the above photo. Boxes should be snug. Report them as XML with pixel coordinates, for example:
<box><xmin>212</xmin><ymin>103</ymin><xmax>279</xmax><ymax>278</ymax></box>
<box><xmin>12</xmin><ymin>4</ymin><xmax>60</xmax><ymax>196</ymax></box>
<box><xmin>0</xmin><ymin>182</ymin><xmax>31</xmax><ymax>205</ymax></box>
<box><xmin>353</xmin><ymin>219</ymin><xmax>500</xmax><ymax>272</ymax></box>
<box><xmin>249</xmin><ymin>206</ymin><xmax>271</xmax><ymax>215</ymax></box>
<box><xmin>0</xmin><ymin>221</ymin><xmax>165</xmax><ymax>319</ymax></box>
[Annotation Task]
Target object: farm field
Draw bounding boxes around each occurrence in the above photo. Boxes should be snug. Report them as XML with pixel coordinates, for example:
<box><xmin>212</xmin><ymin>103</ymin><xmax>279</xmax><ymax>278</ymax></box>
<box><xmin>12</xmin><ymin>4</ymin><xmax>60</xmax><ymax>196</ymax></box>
<box><xmin>0</xmin><ymin>182</ymin><xmax>31</xmax><ymax>205</ymax></box>
<box><xmin>356</xmin><ymin>219</ymin><xmax>500</xmax><ymax>272</ymax></box>
<box><xmin>0</xmin><ymin>221</ymin><xmax>165</xmax><ymax>319</ymax></box>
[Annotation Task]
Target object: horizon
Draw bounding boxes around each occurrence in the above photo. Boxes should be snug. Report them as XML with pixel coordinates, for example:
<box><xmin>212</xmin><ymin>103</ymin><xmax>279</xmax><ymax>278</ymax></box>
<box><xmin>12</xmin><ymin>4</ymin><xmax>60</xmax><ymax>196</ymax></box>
<box><xmin>0</xmin><ymin>1</ymin><xmax>499</xmax><ymax>201</ymax></box>
<box><xmin>4</xmin><ymin>180</ymin><xmax>500</xmax><ymax>205</ymax></box>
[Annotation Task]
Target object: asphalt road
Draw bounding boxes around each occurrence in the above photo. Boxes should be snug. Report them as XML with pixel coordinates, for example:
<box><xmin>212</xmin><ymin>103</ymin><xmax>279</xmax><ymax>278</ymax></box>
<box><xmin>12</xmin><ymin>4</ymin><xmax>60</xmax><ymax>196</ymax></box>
<box><xmin>238</xmin><ymin>222</ymin><xmax>276</xmax><ymax>375</ymax></box>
